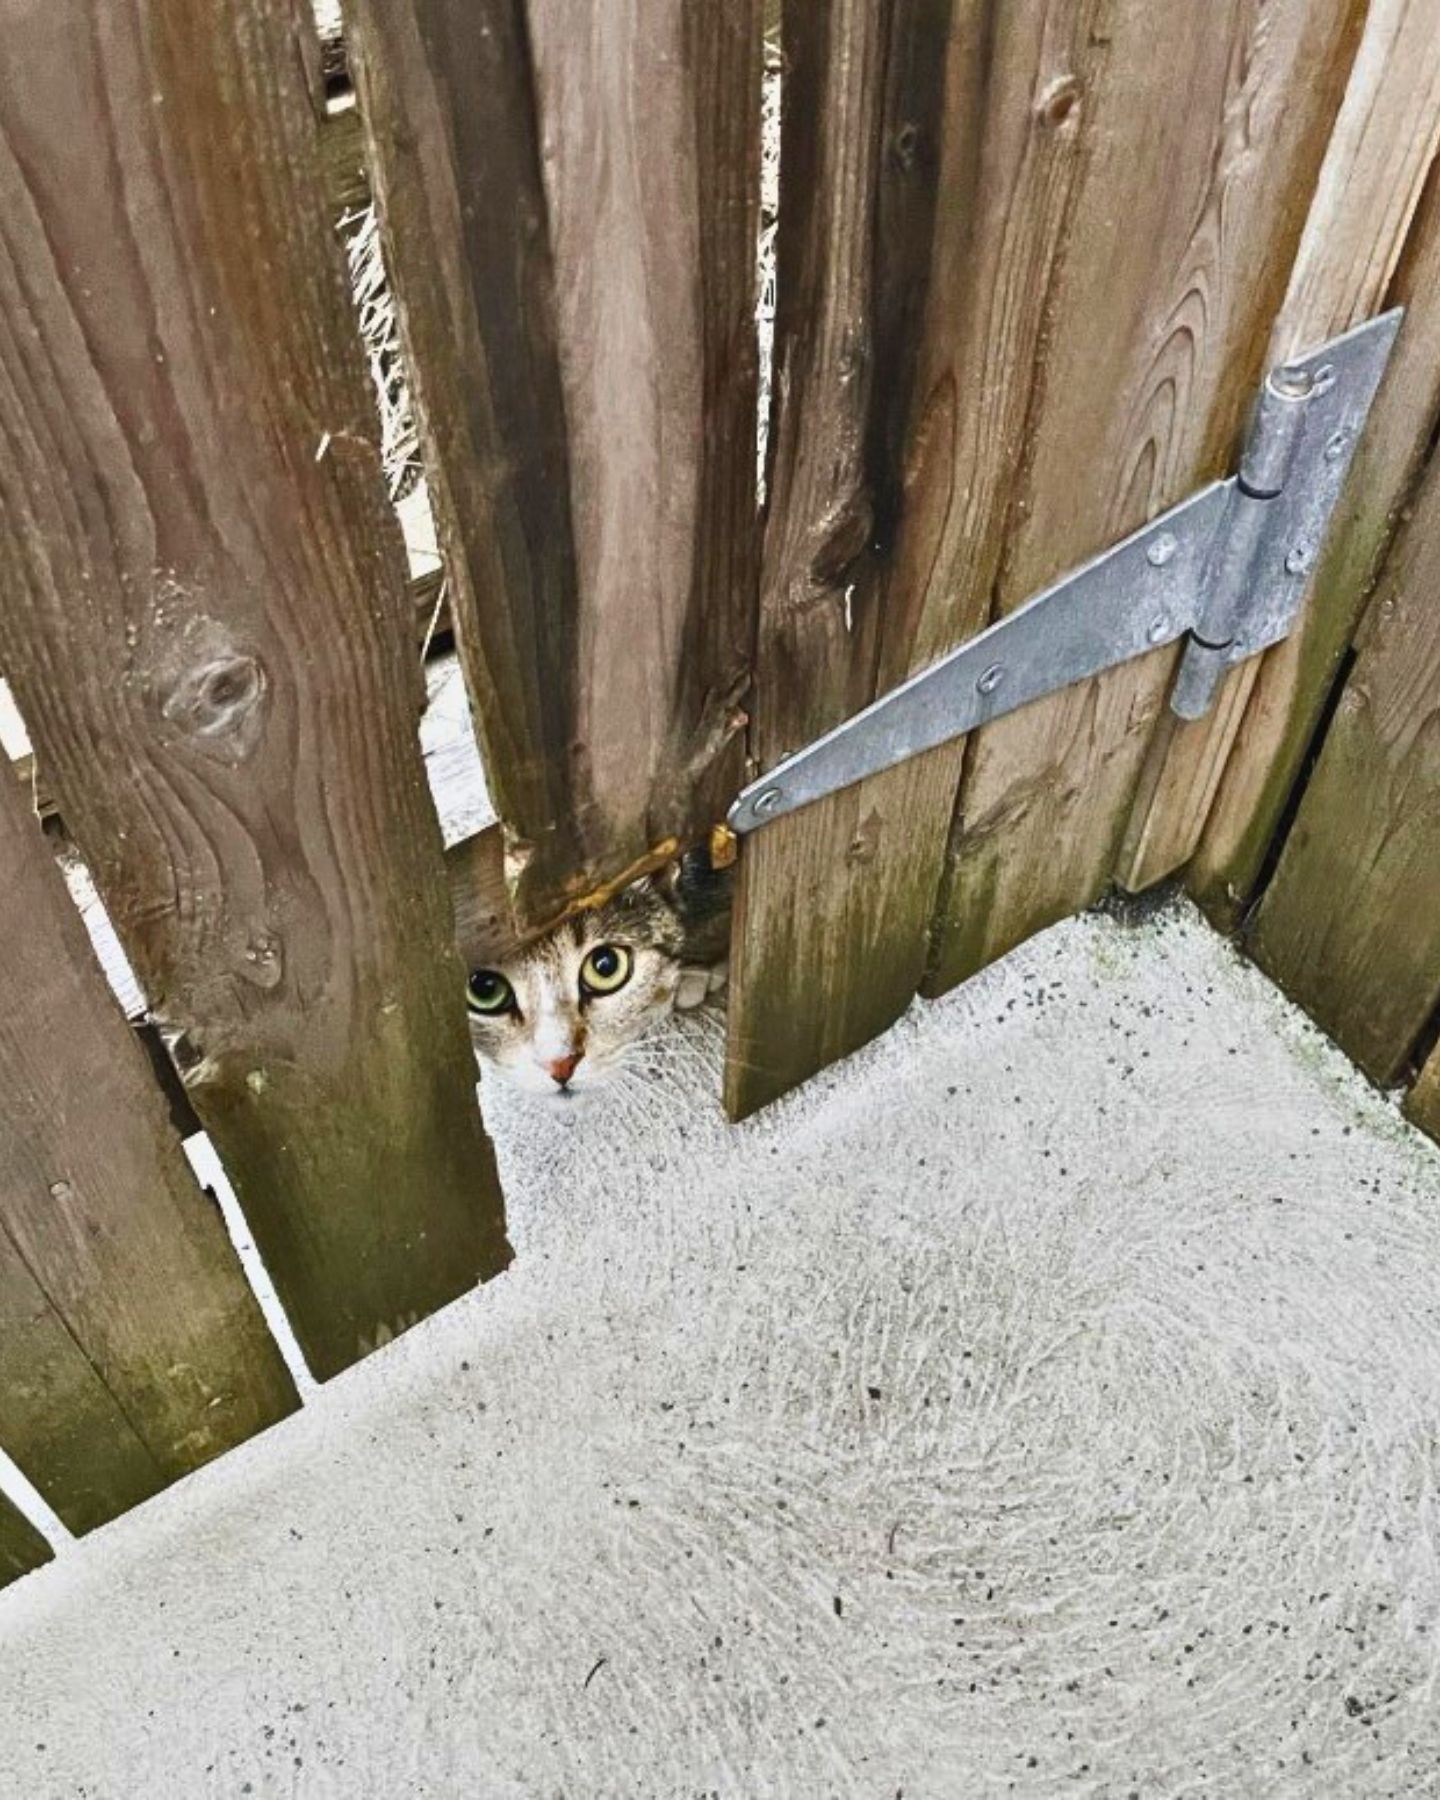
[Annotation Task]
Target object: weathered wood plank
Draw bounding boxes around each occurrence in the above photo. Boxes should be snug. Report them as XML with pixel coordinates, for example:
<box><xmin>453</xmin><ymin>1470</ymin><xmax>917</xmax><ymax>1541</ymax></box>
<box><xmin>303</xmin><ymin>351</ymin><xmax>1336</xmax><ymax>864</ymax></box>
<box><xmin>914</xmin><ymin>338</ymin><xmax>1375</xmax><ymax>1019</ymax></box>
<box><xmin>448</xmin><ymin>825</ymin><xmax>522</xmax><ymax>971</ymax></box>
<box><xmin>0</xmin><ymin>751</ymin><xmax>296</xmax><ymax>1533</ymax></box>
<box><xmin>1190</xmin><ymin>137</ymin><xmax>1440</xmax><ymax>925</ymax></box>
<box><xmin>726</xmin><ymin>0</ymin><xmax>1100</xmax><ymax>1117</ymax></box>
<box><xmin>0</xmin><ymin>0</ymin><xmax>511</xmax><ymax>1381</ymax></box>
<box><xmin>1117</xmin><ymin>0</ymin><xmax>1440</xmax><ymax>896</ymax></box>
<box><xmin>344</xmin><ymin>0</ymin><xmax>760</xmax><ymax>928</ymax></box>
<box><xmin>1248</xmin><ymin>448</ymin><xmax>1440</xmax><ymax>1087</ymax></box>
<box><xmin>0</xmin><ymin>1226</ymin><xmax>167</xmax><ymax>1535</ymax></box>
<box><xmin>1404</xmin><ymin>1042</ymin><xmax>1440</xmax><ymax>1146</ymax></box>
<box><xmin>925</xmin><ymin>0</ymin><xmax>1363</xmax><ymax>996</ymax></box>
<box><xmin>0</xmin><ymin>1493</ymin><xmax>50</xmax><ymax>1591</ymax></box>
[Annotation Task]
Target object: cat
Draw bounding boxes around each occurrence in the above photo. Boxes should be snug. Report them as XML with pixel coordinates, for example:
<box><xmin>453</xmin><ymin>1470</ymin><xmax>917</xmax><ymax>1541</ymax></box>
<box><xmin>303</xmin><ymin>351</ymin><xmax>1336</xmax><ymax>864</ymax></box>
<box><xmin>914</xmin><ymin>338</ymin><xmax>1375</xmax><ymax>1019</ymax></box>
<box><xmin>466</xmin><ymin>848</ymin><xmax>731</xmax><ymax>1099</ymax></box>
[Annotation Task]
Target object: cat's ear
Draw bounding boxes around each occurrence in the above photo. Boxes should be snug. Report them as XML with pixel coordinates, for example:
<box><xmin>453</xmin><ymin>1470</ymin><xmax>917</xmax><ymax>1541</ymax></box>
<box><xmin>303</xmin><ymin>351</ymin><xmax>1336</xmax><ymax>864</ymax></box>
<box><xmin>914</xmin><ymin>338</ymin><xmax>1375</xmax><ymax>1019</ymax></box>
<box><xmin>671</xmin><ymin>844</ymin><xmax>733</xmax><ymax>924</ymax></box>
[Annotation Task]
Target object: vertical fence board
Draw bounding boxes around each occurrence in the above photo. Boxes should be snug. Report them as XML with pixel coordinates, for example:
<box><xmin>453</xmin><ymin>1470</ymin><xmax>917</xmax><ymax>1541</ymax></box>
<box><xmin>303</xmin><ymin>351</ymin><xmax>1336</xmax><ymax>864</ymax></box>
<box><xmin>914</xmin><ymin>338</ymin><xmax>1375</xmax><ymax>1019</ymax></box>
<box><xmin>1117</xmin><ymin>0</ymin><xmax>1440</xmax><ymax>896</ymax></box>
<box><xmin>0</xmin><ymin>1494</ymin><xmax>50</xmax><ymax>1591</ymax></box>
<box><xmin>0</xmin><ymin>1228</ymin><xmax>165</xmax><ymax>1533</ymax></box>
<box><xmin>0</xmin><ymin>0</ymin><xmax>510</xmax><ymax>1381</ymax></box>
<box><xmin>726</xmin><ymin>0</ymin><xmax>1099</xmax><ymax>1117</ymax></box>
<box><xmin>0</xmin><ymin>763</ymin><xmax>296</xmax><ymax>1532</ymax></box>
<box><xmin>1190</xmin><ymin>159</ymin><xmax>1440</xmax><ymax>926</ymax></box>
<box><xmin>924</xmin><ymin>0</ymin><xmax>1363</xmax><ymax>997</ymax></box>
<box><xmin>346</xmin><ymin>0</ymin><xmax>761</xmax><ymax>928</ymax></box>
<box><xmin>1248</xmin><ymin>449</ymin><xmax>1440</xmax><ymax>1087</ymax></box>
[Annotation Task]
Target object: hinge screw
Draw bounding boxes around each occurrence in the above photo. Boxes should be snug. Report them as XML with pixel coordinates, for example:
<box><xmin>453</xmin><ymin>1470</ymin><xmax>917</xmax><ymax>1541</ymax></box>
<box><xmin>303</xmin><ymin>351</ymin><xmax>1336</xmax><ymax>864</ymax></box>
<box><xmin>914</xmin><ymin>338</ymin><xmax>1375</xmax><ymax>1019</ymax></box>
<box><xmin>752</xmin><ymin>786</ymin><xmax>784</xmax><ymax>817</ymax></box>
<box><xmin>1271</xmin><ymin>365</ymin><xmax>1316</xmax><ymax>400</ymax></box>
<box><xmin>1147</xmin><ymin>616</ymin><xmax>1170</xmax><ymax>644</ymax></box>
<box><xmin>1285</xmin><ymin>545</ymin><xmax>1314</xmax><ymax>576</ymax></box>
<box><xmin>1324</xmin><ymin>429</ymin><xmax>1350</xmax><ymax>462</ymax></box>
<box><xmin>976</xmin><ymin>663</ymin><xmax>1005</xmax><ymax>696</ymax></box>
<box><xmin>1146</xmin><ymin>533</ymin><xmax>1178</xmax><ymax>568</ymax></box>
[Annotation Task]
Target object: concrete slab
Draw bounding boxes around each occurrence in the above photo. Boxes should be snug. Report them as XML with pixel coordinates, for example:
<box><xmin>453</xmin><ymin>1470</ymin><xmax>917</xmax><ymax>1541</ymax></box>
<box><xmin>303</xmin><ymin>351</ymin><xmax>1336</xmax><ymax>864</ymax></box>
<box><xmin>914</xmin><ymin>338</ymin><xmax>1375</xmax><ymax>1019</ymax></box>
<box><xmin>2</xmin><ymin>901</ymin><xmax>1439</xmax><ymax>1799</ymax></box>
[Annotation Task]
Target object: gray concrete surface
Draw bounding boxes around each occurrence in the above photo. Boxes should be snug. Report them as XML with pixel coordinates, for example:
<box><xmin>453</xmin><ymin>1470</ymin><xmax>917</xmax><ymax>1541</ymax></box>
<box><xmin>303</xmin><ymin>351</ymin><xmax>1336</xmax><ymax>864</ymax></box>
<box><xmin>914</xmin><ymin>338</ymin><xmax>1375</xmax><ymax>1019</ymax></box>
<box><xmin>2</xmin><ymin>900</ymin><xmax>1440</xmax><ymax>1799</ymax></box>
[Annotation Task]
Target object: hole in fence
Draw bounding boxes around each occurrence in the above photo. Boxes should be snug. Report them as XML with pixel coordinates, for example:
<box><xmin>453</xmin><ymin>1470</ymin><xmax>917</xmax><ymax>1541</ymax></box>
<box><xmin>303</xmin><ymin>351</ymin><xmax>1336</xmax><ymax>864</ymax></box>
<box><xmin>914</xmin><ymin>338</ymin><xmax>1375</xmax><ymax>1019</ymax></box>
<box><xmin>756</xmin><ymin>26</ymin><xmax>782</xmax><ymax>503</ymax></box>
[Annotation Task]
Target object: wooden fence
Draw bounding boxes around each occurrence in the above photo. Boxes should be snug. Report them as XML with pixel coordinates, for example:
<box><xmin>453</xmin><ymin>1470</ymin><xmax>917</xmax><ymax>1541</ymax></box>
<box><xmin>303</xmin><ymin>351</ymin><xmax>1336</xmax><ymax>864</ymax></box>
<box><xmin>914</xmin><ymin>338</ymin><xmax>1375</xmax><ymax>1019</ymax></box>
<box><xmin>3</xmin><ymin>0</ymin><xmax>1440</xmax><ymax>1583</ymax></box>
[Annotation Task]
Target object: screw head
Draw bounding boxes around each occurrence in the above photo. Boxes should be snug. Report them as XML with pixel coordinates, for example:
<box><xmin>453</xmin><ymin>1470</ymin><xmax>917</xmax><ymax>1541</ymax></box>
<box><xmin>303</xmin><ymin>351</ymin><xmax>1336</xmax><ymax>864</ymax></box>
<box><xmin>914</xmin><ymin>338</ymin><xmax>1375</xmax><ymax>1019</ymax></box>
<box><xmin>1147</xmin><ymin>615</ymin><xmax>1171</xmax><ymax>645</ymax></box>
<box><xmin>976</xmin><ymin>663</ymin><xmax>1005</xmax><ymax>696</ymax></box>
<box><xmin>1146</xmin><ymin>532</ymin><xmax>1178</xmax><ymax>568</ymax></box>
<box><xmin>1284</xmin><ymin>545</ymin><xmax>1313</xmax><ymax>576</ymax></box>
<box><xmin>1324</xmin><ymin>429</ymin><xmax>1350</xmax><ymax>462</ymax></box>
<box><xmin>752</xmin><ymin>786</ymin><xmax>784</xmax><ymax>817</ymax></box>
<box><xmin>1271</xmin><ymin>365</ymin><xmax>1315</xmax><ymax>400</ymax></box>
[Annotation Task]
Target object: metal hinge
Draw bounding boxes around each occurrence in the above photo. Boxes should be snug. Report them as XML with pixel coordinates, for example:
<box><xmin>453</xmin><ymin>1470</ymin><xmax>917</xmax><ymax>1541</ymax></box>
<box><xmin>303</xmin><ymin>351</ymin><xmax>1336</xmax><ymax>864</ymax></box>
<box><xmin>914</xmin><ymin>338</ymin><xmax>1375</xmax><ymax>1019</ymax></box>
<box><xmin>728</xmin><ymin>308</ymin><xmax>1403</xmax><ymax>835</ymax></box>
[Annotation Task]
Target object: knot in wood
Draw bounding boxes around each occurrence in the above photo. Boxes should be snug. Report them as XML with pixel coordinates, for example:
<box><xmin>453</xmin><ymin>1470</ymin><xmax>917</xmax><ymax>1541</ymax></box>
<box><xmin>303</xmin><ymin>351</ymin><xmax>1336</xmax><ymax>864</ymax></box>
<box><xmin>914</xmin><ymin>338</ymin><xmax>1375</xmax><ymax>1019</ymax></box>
<box><xmin>154</xmin><ymin>618</ymin><xmax>269</xmax><ymax>762</ymax></box>
<box><xmin>239</xmin><ymin>931</ymin><xmax>284</xmax><ymax>990</ymax></box>
<box><xmin>812</xmin><ymin>494</ymin><xmax>875</xmax><ymax>594</ymax></box>
<box><xmin>1036</xmin><ymin>75</ymin><xmax>1082</xmax><ymax>129</ymax></box>
<box><xmin>892</xmin><ymin>122</ymin><xmax>921</xmax><ymax>171</ymax></box>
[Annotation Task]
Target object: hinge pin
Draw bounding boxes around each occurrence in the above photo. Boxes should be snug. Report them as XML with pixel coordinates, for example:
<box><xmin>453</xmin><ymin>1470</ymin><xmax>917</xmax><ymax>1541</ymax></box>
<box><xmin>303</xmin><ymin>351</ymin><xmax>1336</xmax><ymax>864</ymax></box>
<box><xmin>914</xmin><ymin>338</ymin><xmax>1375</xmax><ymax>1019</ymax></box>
<box><xmin>1171</xmin><ymin>356</ymin><xmax>1322</xmax><ymax>720</ymax></box>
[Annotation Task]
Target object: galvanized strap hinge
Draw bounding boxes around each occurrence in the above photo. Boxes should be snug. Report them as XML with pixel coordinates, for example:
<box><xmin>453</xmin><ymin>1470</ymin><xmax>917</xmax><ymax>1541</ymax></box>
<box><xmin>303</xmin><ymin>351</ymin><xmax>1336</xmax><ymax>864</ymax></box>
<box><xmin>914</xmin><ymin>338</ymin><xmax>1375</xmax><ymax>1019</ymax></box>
<box><xmin>728</xmin><ymin>308</ymin><xmax>1403</xmax><ymax>835</ymax></box>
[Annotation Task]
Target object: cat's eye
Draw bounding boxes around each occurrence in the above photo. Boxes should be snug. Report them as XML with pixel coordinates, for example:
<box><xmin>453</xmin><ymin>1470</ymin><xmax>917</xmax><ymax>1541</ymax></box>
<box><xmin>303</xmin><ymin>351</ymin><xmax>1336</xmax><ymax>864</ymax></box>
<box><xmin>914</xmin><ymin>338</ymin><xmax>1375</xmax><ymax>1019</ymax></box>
<box><xmin>580</xmin><ymin>943</ymin><xmax>632</xmax><ymax>997</ymax></box>
<box><xmin>466</xmin><ymin>969</ymin><xmax>515</xmax><ymax>1016</ymax></box>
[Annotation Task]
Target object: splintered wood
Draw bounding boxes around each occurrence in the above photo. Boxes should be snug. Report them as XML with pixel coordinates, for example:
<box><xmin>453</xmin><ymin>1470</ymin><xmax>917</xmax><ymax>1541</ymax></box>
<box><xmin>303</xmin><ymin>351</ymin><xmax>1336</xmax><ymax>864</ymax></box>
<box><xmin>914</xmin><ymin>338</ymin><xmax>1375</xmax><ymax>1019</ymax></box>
<box><xmin>0</xmin><ymin>0</ymin><xmax>511</xmax><ymax>1381</ymax></box>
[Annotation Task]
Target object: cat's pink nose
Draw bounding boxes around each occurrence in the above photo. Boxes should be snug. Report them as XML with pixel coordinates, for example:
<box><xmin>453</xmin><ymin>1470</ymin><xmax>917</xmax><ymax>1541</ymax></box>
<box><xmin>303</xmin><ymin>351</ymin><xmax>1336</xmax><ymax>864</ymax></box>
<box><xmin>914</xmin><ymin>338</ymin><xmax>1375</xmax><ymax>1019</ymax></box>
<box><xmin>545</xmin><ymin>1052</ymin><xmax>581</xmax><ymax>1087</ymax></box>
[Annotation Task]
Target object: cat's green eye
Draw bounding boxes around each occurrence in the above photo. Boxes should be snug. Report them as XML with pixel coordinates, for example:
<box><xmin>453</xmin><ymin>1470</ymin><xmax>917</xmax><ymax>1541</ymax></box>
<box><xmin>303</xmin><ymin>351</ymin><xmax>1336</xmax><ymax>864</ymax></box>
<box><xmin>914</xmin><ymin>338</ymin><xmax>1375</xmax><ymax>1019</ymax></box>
<box><xmin>580</xmin><ymin>943</ymin><xmax>632</xmax><ymax>997</ymax></box>
<box><xmin>467</xmin><ymin>969</ymin><xmax>515</xmax><ymax>1016</ymax></box>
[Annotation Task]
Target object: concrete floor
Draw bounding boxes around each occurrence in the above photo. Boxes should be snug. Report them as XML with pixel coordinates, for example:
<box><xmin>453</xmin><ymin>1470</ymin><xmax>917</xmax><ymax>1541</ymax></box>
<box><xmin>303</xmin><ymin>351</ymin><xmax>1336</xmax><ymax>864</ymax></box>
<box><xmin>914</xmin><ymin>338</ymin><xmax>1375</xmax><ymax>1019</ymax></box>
<box><xmin>3</xmin><ymin>900</ymin><xmax>1440</xmax><ymax>1798</ymax></box>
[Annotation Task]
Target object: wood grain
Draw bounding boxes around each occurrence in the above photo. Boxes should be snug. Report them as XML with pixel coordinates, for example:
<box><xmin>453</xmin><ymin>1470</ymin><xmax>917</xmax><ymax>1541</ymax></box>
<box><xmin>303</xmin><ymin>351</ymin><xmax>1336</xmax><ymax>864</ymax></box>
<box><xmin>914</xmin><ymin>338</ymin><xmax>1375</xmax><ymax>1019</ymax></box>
<box><xmin>0</xmin><ymin>0</ymin><xmax>511</xmax><ymax>1381</ymax></box>
<box><xmin>448</xmin><ymin>825</ymin><xmax>526</xmax><ymax>971</ymax></box>
<box><xmin>1118</xmin><ymin>0</ymin><xmax>1440</xmax><ymax>896</ymax></box>
<box><xmin>727</xmin><ymin>0</ymin><xmax>1100</xmax><ymax>1117</ymax></box>
<box><xmin>0</xmin><ymin>754</ymin><xmax>296</xmax><ymax>1533</ymax></box>
<box><xmin>0</xmin><ymin>1493</ymin><xmax>50</xmax><ymax>1592</ymax></box>
<box><xmin>1190</xmin><ymin>132</ymin><xmax>1440</xmax><ymax>926</ymax></box>
<box><xmin>1404</xmin><ymin>1041</ymin><xmax>1440</xmax><ymax>1146</ymax></box>
<box><xmin>1248</xmin><ymin>448</ymin><xmax>1440</xmax><ymax>1086</ymax></box>
<box><xmin>345</xmin><ymin>0</ymin><xmax>760</xmax><ymax>928</ymax></box>
<box><xmin>925</xmin><ymin>0</ymin><xmax>1364</xmax><ymax>996</ymax></box>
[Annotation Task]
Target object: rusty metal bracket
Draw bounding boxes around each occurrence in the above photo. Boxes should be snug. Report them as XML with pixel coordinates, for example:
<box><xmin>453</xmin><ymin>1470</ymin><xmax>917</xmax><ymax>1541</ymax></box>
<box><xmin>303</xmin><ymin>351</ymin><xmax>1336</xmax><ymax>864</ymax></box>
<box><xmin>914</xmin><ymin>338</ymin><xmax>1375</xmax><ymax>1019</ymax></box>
<box><xmin>728</xmin><ymin>308</ymin><xmax>1403</xmax><ymax>835</ymax></box>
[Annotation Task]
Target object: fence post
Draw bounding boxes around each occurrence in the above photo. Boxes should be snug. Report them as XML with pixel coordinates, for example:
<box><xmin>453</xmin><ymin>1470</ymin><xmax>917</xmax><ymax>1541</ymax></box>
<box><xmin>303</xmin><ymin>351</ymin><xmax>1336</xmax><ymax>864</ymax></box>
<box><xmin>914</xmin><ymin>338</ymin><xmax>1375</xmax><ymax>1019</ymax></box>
<box><xmin>1248</xmin><ymin>447</ymin><xmax>1440</xmax><ymax>1085</ymax></box>
<box><xmin>342</xmin><ymin>0</ymin><xmax>761</xmax><ymax>927</ymax></box>
<box><xmin>0</xmin><ymin>0</ymin><xmax>511</xmax><ymax>1380</ymax></box>
<box><xmin>1189</xmin><ymin>98</ymin><xmax>1440</xmax><ymax>919</ymax></box>
<box><xmin>0</xmin><ymin>766</ymin><xmax>297</xmax><ymax>1533</ymax></box>
<box><xmin>1119</xmin><ymin>0</ymin><xmax>1440</xmax><ymax>898</ymax></box>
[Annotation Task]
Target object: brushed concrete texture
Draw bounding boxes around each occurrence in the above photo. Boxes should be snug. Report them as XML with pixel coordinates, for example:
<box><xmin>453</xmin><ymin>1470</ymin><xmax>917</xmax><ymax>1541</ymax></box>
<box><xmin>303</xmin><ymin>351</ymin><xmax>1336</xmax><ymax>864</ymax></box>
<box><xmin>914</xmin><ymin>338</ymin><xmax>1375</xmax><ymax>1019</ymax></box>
<box><xmin>2</xmin><ymin>901</ymin><xmax>1440</xmax><ymax>1799</ymax></box>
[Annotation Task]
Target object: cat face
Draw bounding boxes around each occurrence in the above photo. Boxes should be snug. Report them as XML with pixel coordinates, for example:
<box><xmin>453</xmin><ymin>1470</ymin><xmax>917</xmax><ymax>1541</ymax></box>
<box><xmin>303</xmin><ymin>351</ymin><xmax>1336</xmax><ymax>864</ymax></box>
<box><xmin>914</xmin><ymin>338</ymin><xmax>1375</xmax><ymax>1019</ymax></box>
<box><xmin>466</xmin><ymin>882</ymin><xmax>687</xmax><ymax>1099</ymax></box>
